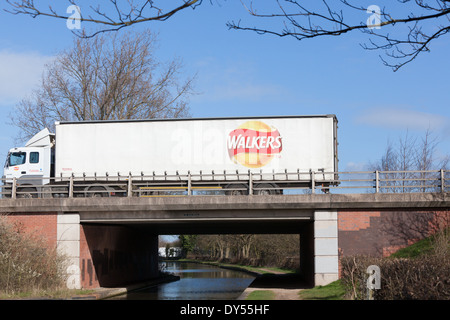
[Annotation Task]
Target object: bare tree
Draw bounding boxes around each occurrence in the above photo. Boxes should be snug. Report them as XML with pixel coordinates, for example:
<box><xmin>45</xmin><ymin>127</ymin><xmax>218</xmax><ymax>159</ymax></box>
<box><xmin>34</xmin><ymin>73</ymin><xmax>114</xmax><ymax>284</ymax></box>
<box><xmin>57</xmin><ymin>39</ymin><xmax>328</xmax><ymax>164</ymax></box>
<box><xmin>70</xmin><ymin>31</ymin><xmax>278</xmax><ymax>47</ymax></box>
<box><xmin>192</xmin><ymin>234</ymin><xmax>300</xmax><ymax>268</ymax></box>
<box><xmin>415</xmin><ymin>129</ymin><xmax>449</xmax><ymax>192</ymax></box>
<box><xmin>371</xmin><ymin>140</ymin><xmax>400</xmax><ymax>192</ymax></box>
<box><xmin>397</xmin><ymin>131</ymin><xmax>417</xmax><ymax>192</ymax></box>
<box><xmin>9</xmin><ymin>30</ymin><xmax>195</xmax><ymax>142</ymax></box>
<box><xmin>237</xmin><ymin>234</ymin><xmax>254</xmax><ymax>260</ymax></box>
<box><xmin>227</xmin><ymin>1</ymin><xmax>450</xmax><ymax>71</ymax></box>
<box><xmin>371</xmin><ymin>129</ymin><xmax>449</xmax><ymax>193</ymax></box>
<box><xmin>5</xmin><ymin>0</ymin><xmax>203</xmax><ymax>37</ymax></box>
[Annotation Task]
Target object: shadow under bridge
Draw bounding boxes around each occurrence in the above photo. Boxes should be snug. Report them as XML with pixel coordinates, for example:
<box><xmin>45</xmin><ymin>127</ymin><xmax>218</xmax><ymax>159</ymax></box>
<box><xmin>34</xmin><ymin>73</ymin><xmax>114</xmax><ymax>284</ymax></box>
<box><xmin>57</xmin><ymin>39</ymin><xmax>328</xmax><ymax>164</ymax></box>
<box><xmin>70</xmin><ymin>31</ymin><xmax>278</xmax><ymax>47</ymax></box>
<box><xmin>77</xmin><ymin>195</ymin><xmax>314</xmax><ymax>234</ymax></box>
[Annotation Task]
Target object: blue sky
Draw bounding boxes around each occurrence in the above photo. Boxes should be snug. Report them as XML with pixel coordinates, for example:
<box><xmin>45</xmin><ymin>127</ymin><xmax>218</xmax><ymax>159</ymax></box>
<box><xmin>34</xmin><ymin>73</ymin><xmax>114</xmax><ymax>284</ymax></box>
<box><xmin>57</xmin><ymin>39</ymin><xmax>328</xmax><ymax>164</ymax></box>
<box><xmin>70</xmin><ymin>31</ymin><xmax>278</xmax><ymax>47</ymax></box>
<box><xmin>1</xmin><ymin>1</ymin><xmax>449</xmax><ymax>172</ymax></box>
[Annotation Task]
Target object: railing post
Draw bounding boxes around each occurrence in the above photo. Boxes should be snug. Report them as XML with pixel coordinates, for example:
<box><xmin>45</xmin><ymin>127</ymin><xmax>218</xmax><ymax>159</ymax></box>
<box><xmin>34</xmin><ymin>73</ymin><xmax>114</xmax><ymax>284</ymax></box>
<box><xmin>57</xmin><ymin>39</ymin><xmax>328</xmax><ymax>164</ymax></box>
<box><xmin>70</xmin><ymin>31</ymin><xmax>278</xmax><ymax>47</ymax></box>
<box><xmin>127</xmin><ymin>173</ymin><xmax>133</xmax><ymax>197</ymax></box>
<box><xmin>375</xmin><ymin>170</ymin><xmax>379</xmax><ymax>193</ymax></box>
<box><xmin>311</xmin><ymin>170</ymin><xmax>315</xmax><ymax>194</ymax></box>
<box><xmin>441</xmin><ymin>169</ymin><xmax>445</xmax><ymax>193</ymax></box>
<box><xmin>69</xmin><ymin>174</ymin><xmax>74</xmax><ymax>198</ymax></box>
<box><xmin>187</xmin><ymin>172</ymin><xmax>192</xmax><ymax>196</ymax></box>
<box><xmin>249</xmin><ymin>171</ymin><xmax>253</xmax><ymax>195</ymax></box>
<box><xmin>11</xmin><ymin>177</ymin><xmax>16</xmax><ymax>199</ymax></box>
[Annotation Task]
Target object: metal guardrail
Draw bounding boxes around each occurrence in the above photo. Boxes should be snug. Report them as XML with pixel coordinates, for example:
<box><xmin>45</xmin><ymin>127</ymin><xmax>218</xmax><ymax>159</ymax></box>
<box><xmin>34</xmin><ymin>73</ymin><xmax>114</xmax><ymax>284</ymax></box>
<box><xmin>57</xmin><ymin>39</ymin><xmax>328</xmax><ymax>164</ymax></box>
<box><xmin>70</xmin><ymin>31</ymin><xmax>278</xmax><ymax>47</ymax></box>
<box><xmin>0</xmin><ymin>169</ymin><xmax>448</xmax><ymax>199</ymax></box>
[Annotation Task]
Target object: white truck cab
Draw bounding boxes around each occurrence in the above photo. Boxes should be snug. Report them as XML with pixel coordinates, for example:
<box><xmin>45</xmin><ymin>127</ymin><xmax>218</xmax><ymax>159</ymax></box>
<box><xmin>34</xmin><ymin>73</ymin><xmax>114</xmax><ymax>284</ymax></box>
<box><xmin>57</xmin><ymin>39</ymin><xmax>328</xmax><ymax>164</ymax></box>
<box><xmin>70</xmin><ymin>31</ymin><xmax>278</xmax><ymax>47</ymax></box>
<box><xmin>3</xmin><ymin>129</ymin><xmax>54</xmax><ymax>194</ymax></box>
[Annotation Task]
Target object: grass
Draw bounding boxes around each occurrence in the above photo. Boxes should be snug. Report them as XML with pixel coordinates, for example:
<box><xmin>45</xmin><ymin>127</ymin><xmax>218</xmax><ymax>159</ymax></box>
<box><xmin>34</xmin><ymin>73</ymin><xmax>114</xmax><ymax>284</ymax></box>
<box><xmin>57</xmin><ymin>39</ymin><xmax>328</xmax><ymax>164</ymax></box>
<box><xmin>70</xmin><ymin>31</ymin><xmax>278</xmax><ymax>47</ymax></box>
<box><xmin>0</xmin><ymin>288</ymin><xmax>96</xmax><ymax>300</ymax></box>
<box><xmin>389</xmin><ymin>230</ymin><xmax>444</xmax><ymax>258</ymax></box>
<box><xmin>226</xmin><ymin>264</ymin><xmax>295</xmax><ymax>275</ymax></box>
<box><xmin>242</xmin><ymin>280</ymin><xmax>346</xmax><ymax>300</ymax></box>
<box><xmin>176</xmin><ymin>259</ymin><xmax>296</xmax><ymax>275</ymax></box>
<box><xmin>298</xmin><ymin>280</ymin><xmax>346</xmax><ymax>300</ymax></box>
<box><xmin>246</xmin><ymin>290</ymin><xmax>276</xmax><ymax>300</ymax></box>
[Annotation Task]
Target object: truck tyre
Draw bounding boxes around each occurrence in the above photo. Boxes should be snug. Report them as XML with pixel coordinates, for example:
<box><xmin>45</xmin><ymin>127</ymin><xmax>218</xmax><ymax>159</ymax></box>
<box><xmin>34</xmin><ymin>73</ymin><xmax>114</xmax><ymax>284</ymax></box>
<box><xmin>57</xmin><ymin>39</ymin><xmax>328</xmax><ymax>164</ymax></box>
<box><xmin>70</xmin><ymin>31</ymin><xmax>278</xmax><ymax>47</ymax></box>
<box><xmin>17</xmin><ymin>187</ymin><xmax>37</xmax><ymax>198</ymax></box>
<box><xmin>2</xmin><ymin>187</ymin><xmax>12</xmax><ymax>198</ymax></box>
<box><xmin>225</xmin><ymin>184</ymin><xmax>248</xmax><ymax>196</ymax></box>
<box><xmin>254</xmin><ymin>183</ymin><xmax>276</xmax><ymax>195</ymax></box>
<box><xmin>87</xmin><ymin>186</ymin><xmax>108</xmax><ymax>197</ymax></box>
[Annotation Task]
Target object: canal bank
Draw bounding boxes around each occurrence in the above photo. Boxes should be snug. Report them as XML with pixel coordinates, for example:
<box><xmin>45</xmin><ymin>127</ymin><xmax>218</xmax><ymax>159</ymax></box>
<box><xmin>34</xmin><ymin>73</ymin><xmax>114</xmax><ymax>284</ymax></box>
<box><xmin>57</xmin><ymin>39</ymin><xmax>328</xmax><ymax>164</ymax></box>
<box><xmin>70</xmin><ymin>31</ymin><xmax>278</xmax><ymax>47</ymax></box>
<box><xmin>237</xmin><ymin>273</ymin><xmax>310</xmax><ymax>300</ymax></box>
<box><xmin>70</xmin><ymin>273</ymin><xmax>180</xmax><ymax>300</ymax></box>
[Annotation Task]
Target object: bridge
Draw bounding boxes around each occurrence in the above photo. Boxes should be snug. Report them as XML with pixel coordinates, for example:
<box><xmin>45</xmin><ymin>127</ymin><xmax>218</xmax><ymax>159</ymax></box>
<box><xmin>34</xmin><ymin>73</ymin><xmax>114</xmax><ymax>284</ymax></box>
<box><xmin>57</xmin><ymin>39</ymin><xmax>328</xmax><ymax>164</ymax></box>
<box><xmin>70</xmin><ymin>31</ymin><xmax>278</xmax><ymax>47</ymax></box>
<box><xmin>1</xmin><ymin>170</ymin><xmax>449</xmax><ymax>290</ymax></box>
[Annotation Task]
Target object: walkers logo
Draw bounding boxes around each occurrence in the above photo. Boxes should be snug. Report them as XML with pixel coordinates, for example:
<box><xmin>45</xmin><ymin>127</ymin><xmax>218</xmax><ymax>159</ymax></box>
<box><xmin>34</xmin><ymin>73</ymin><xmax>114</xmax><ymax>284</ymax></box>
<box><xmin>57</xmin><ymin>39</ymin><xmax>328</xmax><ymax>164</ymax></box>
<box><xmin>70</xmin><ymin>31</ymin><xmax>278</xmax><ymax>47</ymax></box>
<box><xmin>227</xmin><ymin>121</ymin><xmax>282</xmax><ymax>168</ymax></box>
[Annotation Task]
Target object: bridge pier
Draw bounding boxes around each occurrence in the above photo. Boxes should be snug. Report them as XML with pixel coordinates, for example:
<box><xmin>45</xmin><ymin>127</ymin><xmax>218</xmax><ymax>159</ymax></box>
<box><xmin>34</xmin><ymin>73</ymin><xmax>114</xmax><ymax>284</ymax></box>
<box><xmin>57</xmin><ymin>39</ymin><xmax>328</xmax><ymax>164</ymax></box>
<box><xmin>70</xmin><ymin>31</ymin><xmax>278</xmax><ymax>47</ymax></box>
<box><xmin>57</xmin><ymin>214</ymin><xmax>81</xmax><ymax>289</ymax></box>
<box><xmin>314</xmin><ymin>210</ymin><xmax>339</xmax><ymax>286</ymax></box>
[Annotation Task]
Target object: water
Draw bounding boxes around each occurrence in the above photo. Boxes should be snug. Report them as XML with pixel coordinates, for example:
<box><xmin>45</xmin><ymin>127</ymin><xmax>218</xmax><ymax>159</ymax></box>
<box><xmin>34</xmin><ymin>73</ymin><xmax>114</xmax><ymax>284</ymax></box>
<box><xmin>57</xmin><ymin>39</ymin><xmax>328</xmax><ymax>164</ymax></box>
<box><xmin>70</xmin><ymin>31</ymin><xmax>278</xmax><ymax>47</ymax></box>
<box><xmin>110</xmin><ymin>261</ymin><xmax>256</xmax><ymax>300</ymax></box>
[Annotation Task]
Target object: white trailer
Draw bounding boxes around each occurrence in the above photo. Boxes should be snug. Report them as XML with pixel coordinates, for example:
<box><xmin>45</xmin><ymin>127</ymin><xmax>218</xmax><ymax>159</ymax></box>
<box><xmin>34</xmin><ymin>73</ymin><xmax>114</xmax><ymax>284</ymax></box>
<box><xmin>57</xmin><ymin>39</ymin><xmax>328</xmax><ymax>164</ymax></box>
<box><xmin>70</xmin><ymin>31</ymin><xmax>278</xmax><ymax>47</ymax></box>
<box><xmin>2</xmin><ymin>115</ymin><xmax>338</xmax><ymax>197</ymax></box>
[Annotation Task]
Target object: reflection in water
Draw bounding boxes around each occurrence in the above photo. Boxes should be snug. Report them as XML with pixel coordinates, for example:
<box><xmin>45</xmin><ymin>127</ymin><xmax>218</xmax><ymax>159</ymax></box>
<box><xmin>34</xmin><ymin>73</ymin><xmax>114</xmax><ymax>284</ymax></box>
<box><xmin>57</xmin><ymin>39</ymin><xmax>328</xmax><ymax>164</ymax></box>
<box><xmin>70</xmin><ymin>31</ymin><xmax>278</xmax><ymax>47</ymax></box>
<box><xmin>111</xmin><ymin>261</ymin><xmax>256</xmax><ymax>300</ymax></box>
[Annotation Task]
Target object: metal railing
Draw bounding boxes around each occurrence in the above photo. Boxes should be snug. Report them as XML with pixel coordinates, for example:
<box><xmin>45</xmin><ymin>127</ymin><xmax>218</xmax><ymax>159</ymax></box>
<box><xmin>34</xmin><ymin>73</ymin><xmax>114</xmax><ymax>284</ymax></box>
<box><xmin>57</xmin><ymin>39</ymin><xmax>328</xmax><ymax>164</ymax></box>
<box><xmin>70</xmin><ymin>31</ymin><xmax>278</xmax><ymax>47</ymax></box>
<box><xmin>1</xmin><ymin>169</ymin><xmax>448</xmax><ymax>199</ymax></box>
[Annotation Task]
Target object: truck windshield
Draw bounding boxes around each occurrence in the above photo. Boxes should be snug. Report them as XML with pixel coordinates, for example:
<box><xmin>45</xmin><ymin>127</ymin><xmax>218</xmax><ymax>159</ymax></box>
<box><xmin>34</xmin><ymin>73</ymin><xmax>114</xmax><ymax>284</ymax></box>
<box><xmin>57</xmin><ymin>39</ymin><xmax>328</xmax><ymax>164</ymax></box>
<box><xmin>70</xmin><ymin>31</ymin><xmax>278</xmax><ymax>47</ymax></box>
<box><xmin>8</xmin><ymin>152</ymin><xmax>26</xmax><ymax>166</ymax></box>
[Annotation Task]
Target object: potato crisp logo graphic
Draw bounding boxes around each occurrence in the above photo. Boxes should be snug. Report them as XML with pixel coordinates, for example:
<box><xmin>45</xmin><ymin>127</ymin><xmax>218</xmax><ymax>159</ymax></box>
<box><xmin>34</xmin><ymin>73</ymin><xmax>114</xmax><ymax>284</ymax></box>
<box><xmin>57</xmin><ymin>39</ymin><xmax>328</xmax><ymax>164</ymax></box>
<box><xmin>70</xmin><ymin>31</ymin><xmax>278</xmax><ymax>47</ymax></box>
<box><xmin>227</xmin><ymin>121</ymin><xmax>282</xmax><ymax>168</ymax></box>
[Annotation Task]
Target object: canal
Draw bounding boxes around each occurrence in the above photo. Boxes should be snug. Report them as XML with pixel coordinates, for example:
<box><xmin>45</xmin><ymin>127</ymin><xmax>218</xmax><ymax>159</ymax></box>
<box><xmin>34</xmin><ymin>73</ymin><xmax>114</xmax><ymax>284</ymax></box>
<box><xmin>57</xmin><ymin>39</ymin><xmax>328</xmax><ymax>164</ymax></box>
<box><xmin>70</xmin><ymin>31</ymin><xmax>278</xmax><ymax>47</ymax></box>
<box><xmin>109</xmin><ymin>261</ymin><xmax>256</xmax><ymax>300</ymax></box>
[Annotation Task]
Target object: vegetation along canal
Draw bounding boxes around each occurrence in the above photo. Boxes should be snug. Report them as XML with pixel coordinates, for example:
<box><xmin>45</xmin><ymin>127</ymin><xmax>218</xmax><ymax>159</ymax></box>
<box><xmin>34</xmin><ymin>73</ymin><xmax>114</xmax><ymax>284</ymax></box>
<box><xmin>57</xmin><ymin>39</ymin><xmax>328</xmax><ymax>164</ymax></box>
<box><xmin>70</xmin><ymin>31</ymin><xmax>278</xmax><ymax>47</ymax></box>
<box><xmin>109</xmin><ymin>261</ymin><xmax>256</xmax><ymax>300</ymax></box>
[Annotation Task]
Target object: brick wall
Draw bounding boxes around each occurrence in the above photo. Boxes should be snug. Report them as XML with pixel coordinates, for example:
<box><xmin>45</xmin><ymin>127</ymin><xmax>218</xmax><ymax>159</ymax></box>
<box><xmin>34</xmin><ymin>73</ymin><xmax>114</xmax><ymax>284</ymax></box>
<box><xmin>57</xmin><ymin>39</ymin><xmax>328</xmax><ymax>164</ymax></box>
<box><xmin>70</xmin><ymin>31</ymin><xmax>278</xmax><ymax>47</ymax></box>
<box><xmin>2</xmin><ymin>212</ymin><xmax>58</xmax><ymax>248</ymax></box>
<box><xmin>338</xmin><ymin>209</ymin><xmax>449</xmax><ymax>257</ymax></box>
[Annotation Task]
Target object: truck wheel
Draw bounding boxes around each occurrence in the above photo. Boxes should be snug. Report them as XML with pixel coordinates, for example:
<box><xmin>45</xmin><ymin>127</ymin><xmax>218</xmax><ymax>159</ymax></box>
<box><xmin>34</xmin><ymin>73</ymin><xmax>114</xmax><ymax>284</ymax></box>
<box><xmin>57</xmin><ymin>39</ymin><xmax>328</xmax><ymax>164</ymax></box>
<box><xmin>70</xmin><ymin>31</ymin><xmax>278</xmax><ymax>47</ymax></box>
<box><xmin>17</xmin><ymin>187</ymin><xmax>37</xmax><ymax>198</ymax></box>
<box><xmin>225</xmin><ymin>184</ymin><xmax>248</xmax><ymax>195</ymax></box>
<box><xmin>88</xmin><ymin>186</ymin><xmax>108</xmax><ymax>197</ymax></box>
<box><xmin>2</xmin><ymin>188</ymin><xmax>12</xmax><ymax>198</ymax></box>
<box><xmin>254</xmin><ymin>183</ymin><xmax>276</xmax><ymax>195</ymax></box>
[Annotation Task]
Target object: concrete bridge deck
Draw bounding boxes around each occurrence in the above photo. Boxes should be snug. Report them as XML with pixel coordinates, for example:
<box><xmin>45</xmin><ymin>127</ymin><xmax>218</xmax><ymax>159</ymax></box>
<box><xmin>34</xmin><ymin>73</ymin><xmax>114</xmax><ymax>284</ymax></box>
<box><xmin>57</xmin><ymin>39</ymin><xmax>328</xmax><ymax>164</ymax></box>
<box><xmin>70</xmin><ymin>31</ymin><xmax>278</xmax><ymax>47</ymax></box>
<box><xmin>2</xmin><ymin>192</ymin><xmax>448</xmax><ymax>234</ymax></box>
<box><xmin>1</xmin><ymin>192</ymin><xmax>449</xmax><ymax>214</ymax></box>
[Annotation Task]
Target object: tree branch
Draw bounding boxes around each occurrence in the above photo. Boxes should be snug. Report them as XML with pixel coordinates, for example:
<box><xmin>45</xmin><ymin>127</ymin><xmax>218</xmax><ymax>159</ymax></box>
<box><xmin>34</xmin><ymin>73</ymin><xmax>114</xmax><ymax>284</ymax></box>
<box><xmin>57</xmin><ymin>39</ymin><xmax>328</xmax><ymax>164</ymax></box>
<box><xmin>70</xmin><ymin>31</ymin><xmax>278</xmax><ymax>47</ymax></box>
<box><xmin>228</xmin><ymin>0</ymin><xmax>450</xmax><ymax>71</ymax></box>
<box><xmin>5</xmin><ymin>0</ymin><xmax>202</xmax><ymax>38</ymax></box>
